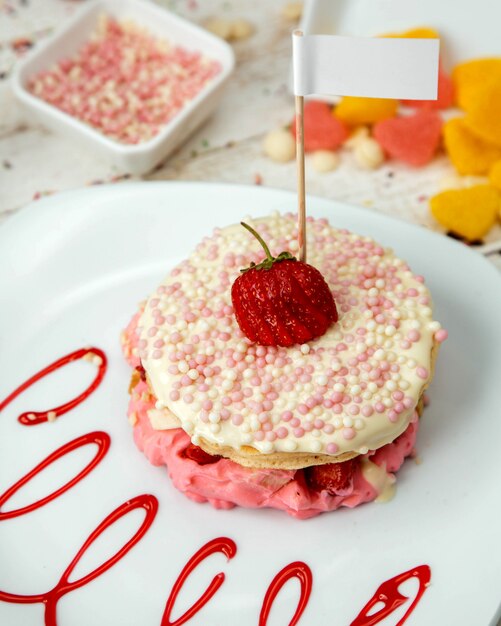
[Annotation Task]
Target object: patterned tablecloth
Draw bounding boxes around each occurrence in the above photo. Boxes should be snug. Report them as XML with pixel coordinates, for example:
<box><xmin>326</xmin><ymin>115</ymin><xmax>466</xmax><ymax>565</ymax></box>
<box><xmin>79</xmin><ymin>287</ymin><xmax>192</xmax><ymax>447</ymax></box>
<box><xmin>1</xmin><ymin>0</ymin><xmax>500</xmax><ymax>274</ymax></box>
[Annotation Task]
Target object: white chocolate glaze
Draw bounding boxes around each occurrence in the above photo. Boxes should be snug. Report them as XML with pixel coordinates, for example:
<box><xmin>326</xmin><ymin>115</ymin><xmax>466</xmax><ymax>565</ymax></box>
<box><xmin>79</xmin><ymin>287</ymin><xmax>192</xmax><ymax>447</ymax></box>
<box><xmin>138</xmin><ymin>213</ymin><xmax>443</xmax><ymax>459</ymax></box>
<box><xmin>361</xmin><ymin>458</ymin><xmax>396</xmax><ymax>502</ymax></box>
<box><xmin>147</xmin><ymin>407</ymin><xmax>180</xmax><ymax>430</ymax></box>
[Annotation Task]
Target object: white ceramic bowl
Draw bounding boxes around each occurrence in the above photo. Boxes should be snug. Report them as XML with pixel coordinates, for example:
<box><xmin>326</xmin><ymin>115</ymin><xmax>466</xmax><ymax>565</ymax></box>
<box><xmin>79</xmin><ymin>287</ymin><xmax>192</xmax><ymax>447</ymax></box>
<box><xmin>291</xmin><ymin>0</ymin><xmax>501</xmax><ymax>100</ymax></box>
<box><xmin>299</xmin><ymin>0</ymin><xmax>501</xmax><ymax>67</ymax></box>
<box><xmin>12</xmin><ymin>0</ymin><xmax>235</xmax><ymax>175</ymax></box>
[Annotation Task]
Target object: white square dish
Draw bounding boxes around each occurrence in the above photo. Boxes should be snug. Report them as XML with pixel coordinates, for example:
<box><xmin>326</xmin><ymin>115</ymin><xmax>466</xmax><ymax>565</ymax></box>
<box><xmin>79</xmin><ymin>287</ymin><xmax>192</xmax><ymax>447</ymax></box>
<box><xmin>11</xmin><ymin>0</ymin><xmax>235</xmax><ymax>175</ymax></box>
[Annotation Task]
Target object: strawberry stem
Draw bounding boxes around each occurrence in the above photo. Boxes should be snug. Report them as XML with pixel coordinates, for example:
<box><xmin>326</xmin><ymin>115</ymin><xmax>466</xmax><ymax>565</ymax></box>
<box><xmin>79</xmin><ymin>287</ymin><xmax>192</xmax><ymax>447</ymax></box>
<box><xmin>241</xmin><ymin>222</ymin><xmax>273</xmax><ymax>262</ymax></box>
<box><xmin>239</xmin><ymin>222</ymin><xmax>296</xmax><ymax>273</ymax></box>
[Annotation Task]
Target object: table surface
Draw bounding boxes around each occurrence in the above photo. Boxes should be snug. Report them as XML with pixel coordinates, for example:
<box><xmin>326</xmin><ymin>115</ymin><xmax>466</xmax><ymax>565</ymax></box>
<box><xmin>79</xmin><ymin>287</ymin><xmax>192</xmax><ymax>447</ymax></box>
<box><xmin>0</xmin><ymin>3</ymin><xmax>500</xmax><ymax>624</ymax></box>
<box><xmin>1</xmin><ymin>0</ymin><xmax>500</xmax><ymax>275</ymax></box>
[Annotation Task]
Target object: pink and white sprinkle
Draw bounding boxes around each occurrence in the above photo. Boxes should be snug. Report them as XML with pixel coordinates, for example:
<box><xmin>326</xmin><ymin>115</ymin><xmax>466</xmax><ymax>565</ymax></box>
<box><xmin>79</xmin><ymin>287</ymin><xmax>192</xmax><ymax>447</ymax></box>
<box><xmin>28</xmin><ymin>15</ymin><xmax>221</xmax><ymax>144</ymax></box>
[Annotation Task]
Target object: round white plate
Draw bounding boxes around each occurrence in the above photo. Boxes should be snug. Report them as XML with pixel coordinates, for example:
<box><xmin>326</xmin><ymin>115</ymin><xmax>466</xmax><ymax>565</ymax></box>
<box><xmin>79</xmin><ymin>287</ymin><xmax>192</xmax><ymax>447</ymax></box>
<box><xmin>1</xmin><ymin>182</ymin><xmax>500</xmax><ymax>626</ymax></box>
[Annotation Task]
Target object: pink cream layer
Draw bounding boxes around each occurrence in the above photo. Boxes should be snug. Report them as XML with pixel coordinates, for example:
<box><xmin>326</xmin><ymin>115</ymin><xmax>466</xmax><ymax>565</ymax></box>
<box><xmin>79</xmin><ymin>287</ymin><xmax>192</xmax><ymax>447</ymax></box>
<box><xmin>129</xmin><ymin>379</ymin><xmax>418</xmax><ymax>519</ymax></box>
<box><xmin>124</xmin><ymin>311</ymin><xmax>418</xmax><ymax>519</ymax></box>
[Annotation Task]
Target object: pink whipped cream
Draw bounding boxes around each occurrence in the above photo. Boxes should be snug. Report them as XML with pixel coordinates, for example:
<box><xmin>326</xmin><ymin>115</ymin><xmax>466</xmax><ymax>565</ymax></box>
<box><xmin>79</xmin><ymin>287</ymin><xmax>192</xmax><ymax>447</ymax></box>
<box><xmin>128</xmin><ymin>378</ymin><xmax>416</xmax><ymax>519</ymax></box>
<box><xmin>123</xmin><ymin>312</ymin><xmax>418</xmax><ymax>519</ymax></box>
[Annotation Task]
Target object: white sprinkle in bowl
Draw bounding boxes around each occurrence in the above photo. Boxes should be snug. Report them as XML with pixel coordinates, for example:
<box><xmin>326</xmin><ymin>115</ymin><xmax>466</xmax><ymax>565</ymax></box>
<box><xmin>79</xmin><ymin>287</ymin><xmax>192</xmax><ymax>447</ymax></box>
<box><xmin>12</xmin><ymin>0</ymin><xmax>235</xmax><ymax>175</ymax></box>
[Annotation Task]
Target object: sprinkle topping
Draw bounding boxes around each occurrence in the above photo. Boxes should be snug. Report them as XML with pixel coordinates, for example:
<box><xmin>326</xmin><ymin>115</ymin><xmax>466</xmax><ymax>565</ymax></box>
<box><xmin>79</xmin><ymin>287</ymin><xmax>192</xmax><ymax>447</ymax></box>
<box><xmin>28</xmin><ymin>15</ymin><xmax>221</xmax><ymax>145</ymax></box>
<box><xmin>139</xmin><ymin>213</ymin><xmax>443</xmax><ymax>457</ymax></box>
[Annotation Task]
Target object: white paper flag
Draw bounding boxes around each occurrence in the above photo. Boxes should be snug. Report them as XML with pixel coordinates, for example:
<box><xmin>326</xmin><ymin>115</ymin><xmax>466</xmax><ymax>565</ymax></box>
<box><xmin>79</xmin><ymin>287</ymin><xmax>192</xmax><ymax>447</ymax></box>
<box><xmin>293</xmin><ymin>32</ymin><xmax>439</xmax><ymax>100</ymax></box>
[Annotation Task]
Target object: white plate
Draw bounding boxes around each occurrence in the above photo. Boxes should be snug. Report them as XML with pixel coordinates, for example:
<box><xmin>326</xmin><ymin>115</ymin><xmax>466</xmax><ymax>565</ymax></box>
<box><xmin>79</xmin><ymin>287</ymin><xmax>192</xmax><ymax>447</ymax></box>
<box><xmin>1</xmin><ymin>182</ymin><xmax>500</xmax><ymax>626</ymax></box>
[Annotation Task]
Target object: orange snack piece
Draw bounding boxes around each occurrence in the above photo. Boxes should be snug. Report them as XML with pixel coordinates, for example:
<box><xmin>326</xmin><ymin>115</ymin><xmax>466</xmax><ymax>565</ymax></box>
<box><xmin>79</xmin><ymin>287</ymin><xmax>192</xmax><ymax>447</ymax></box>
<box><xmin>452</xmin><ymin>58</ymin><xmax>501</xmax><ymax>111</ymax></box>
<box><xmin>382</xmin><ymin>26</ymin><xmax>440</xmax><ymax>39</ymax></box>
<box><xmin>488</xmin><ymin>160</ymin><xmax>501</xmax><ymax>192</ymax></box>
<box><xmin>463</xmin><ymin>81</ymin><xmax>501</xmax><ymax>148</ymax></box>
<box><xmin>443</xmin><ymin>117</ymin><xmax>501</xmax><ymax>175</ymax></box>
<box><xmin>430</xmin><ymin>185</ymin><xmax>500</xmax><ymax>240</ymax></box>
<box><xmin>335</xmin><ymin>97</ymin><xmax>397</xmax><ymax>126</ymax></box>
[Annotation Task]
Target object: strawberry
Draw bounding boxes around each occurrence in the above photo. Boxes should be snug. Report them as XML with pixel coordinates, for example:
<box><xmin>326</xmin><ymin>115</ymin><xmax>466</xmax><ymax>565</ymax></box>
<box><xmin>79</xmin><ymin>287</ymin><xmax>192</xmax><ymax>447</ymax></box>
<box><xmin>135</xmin><ymin>364</ymin><xmax>147</xmax><ymax>382</ymax></box>
<box><xmin>182</xmin><ymin>443</ymin><xmax>221</xmax><ymax>465</ymax></box>
<box><xmin>304</xmin><ymin>458</ymin><xmax>358</xmax><ymax>495</ymax></box>
<box><xmin>231</xmin><ymin>223</ymin><xmax>338</xmax><ymax>347</ymax></box>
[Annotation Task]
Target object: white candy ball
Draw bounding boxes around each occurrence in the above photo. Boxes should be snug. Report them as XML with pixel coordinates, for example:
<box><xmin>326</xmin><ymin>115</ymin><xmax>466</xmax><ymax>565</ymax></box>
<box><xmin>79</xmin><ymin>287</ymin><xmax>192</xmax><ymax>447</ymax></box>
<box><xmin>311</xmin><ymin>150</ymin><xmax>340</xmax><ymax>173</ymax></box>
<box><xmin>263</xmin><ymin>129</ymin><xmax>296</xmax><ymax>163</ymax></box>
<box><xmin>354</xmin><ymin>137</ymin><xmax>385</xmax><ymax>170</ymax></box>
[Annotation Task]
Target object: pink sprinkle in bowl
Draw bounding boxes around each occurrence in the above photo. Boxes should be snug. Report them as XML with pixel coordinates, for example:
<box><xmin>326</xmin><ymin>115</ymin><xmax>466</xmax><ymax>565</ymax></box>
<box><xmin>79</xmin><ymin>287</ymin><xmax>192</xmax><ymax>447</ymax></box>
<box><xmin>12</xmin><ymin>0</ymin><xmax>235</xmax><ymax>175</ymax></box>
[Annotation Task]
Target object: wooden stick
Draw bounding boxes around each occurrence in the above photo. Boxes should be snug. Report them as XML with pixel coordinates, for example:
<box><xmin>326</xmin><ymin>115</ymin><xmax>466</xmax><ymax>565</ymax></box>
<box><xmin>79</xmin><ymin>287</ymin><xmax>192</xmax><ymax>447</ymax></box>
<box><xmin>295</xmin><ymin>93</ymin><xmax>306</xmax><ymax>263</ymax></box>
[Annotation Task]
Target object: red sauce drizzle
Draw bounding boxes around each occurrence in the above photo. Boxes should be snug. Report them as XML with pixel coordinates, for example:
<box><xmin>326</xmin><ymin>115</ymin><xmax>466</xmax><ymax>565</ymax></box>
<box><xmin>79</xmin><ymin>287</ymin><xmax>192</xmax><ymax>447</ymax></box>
<box><xmin>0</xmin><ymin>493</ymin><xmax>158</xmax><ymax>626</ymax></box>
<box><xmin>0</xmin><ymin>347</ymin><xmax>107</xmax><ymax>426</ymax></box>
<box><xmin>0</xmin><ymin>431</ymin><xmax>110</xmax><ymax>520</ymax></box>
<box><xmin>161</xmin><ymin>537</ymin><xmax>237</xmax><ymax>626</ymax></box>
<box><xmin>0</xmin><ymin>342</ymin><xmax>432</xmax><ymax>625</ymax></box>
<box><xmin>350</xmin><ymin>565</ymin><xmax>431</xmax><ymax>626</ymax></box>
<box><xmin>259</xmin><ymin>561</ymin><xmax>313</xmax><ymax>626</ymax></box>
